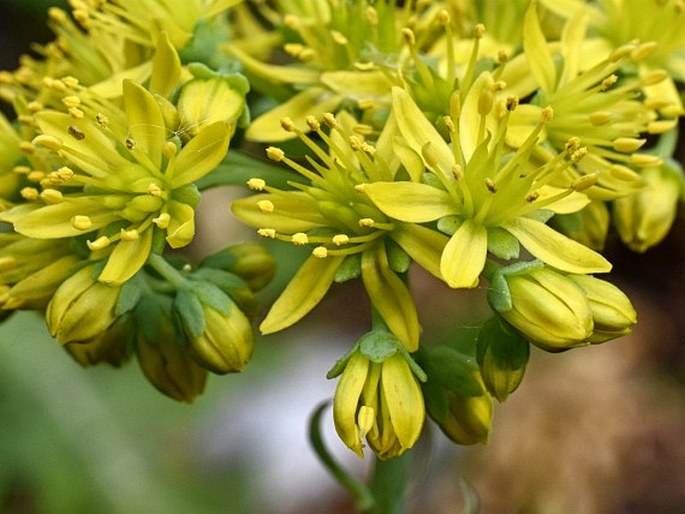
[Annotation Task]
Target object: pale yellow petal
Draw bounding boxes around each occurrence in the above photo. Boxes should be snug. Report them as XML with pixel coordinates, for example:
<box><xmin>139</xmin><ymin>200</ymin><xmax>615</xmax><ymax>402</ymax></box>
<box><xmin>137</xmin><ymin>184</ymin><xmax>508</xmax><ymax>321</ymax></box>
<box><xmin>440</xmin><ymin>219</ymin><xmax>488</xmax><ymax>289</ymax></box>
<box><xmin>168</xmin><ymin>121</ymin><xmax>231</xmax><ymax>187</ymax></box>
<box><xmin>360</xmin><ymin>182</ymin><xmax>458</xmax><ymax>222</ymax></box>
<box><xmin>98</xmin><ymin>227</ymin><xmax>153</xmax><ymax>285</ymax></box>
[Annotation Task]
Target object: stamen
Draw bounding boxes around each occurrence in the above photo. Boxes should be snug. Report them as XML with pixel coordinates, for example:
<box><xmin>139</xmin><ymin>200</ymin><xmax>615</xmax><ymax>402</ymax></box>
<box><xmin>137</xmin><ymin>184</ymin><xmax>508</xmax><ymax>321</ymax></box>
<box><xmin>40</xmin><ymin>189</ymin><xmax>63</xmax><ymax>204</ymax></box>
<box><xmin>266</xmin><ymin>147</ymin><xmax>285</xmax><ymax>162</ymax></box>
<box><xmin>87</xmin><ymin>236</ymin><xmax>110</xmax><ymax>251</ymax></box>
<box><xmin>71</xmin><ymin>215</ymin><xmax>93</xmax><ymax>230</ymax></box>
<box><xmin>247</xmin><ymin>178</ymin><xmax>266</xmax><ymax>191</ymax></box>
<box><xmin>257</xmin><ymin>228</ymin><xmax>276</xmax><ymax>238</ymax></box>
<box><xmin>291</xmin><ymin>233</ymin><xmax>309</xmax><ymax>245</ymax></box>
<box><xmin>332</xmin><ymin>234</ymin><xmax>350</xmax><ymax>246</ymax></box>
<box><xmin>120</xmin><ymin>228</ymin><xmax>139</xmax><ymax>241</ymax></box>
<box><xmin>485</xmin><ymin>178</ymin><xmax>497</xmax><ymax>193</ymax></box>
<box><xmin>68</xmin><ymin>125</ymin><xmax>85</xmax><ymax>140</ymax></box>
<box><xmin>153</xmin><ymin>213</ymin><xmax>170</xmax><ymax>229</ymax></box>
<box><xmin>612</xmin><ymin>138</ymin><xmax>645</xmax><ymax>153</ymax></box>
<box><xmin>257</xmin><ymin>200</ymin><xmax>275</xmax><ymax>213</ymax></box>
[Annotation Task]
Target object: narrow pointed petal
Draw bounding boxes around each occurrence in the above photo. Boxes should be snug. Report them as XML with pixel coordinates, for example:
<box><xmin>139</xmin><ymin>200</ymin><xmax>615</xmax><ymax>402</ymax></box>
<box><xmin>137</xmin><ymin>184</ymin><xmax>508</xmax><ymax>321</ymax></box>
<box><xmin>502</xmin><ymin>216</ymin><xmax>612</xmax><ymax>273</ymax></box>
<box><xmin>168</xmin><ymin>121</ymin><xmax>231</xmax><ymax>187</ymax></box>
<box><xmin>392</xmin><ymin>223</ymin><xmax>447</xmax><ymax>280</ymax></box>
<box><xmin>440</xmin><ymin>219</ymin><xmax>488</xmax><ymax>288</ymax></box>
<box><xmin>260</xmin><ymin>254</ymin><xmax>345</xmax><ymax>334</ymax></box>
<box><xmin>523</xmin><ymin>3</ymin><xmax>557</xmax><ymax>95</ymax></box>
<box><xmin>382</xmin><ymin>356</ymin><xmax>424</xmax><ymax>449</ymax></box>
<box><xmin>150</xmin><ymin>31</ymin><xmax>182</xmax><ymax>96</ymax></box>
<box><xmin>333</xmin><ymin>354</ymin><xmax>369</xmax><ymax>457</ymax></box>
<box><xmin>98</xmin><ymin>227</ymin><xmax>153</xmax><ymax>286</ymax></box>
<box><xmin>231</xmin><ymin>192</ymin><xmax>328</xmax><ymax>233</ymax></box>
<box><xmin>360</xmin><ymin>182</ymin><xmax>458</xmax><ymax>222</ymax></box>
<box><xmin>123</xmin><ymin>79</ymin><xmax>166</xmax><ymax>169</ymax></box>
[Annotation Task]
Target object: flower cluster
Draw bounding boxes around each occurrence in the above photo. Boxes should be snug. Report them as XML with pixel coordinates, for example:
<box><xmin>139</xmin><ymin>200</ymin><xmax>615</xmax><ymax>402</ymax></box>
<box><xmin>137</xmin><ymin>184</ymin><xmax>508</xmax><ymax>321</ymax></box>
<box><xmin>0</xmin><ymin>0</ymin><xmax>683</xmax><ymax>463</ymax></box>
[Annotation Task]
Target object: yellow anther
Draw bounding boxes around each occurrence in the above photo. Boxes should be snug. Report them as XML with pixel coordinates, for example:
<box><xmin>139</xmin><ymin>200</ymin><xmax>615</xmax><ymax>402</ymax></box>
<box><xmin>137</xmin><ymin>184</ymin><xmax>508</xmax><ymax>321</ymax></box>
<box><xmin>612</xmin><ymin>137</ymin><xmax>645</xmax><ymax>153</ymax></box>
<box><xmin>640</xmin><ymin>69</ymin><xmax>668</xmax><ymax>86</ymax></box>
<box><xmin>19</xmin><ymin>141</ymin><xmax>35</xmax><ymax>154</ymax></box>
<box><xmin>71</xmin><ymin>215</ymin><xmax>93</xmax><ymax>230</ymax></box>
<box><xmin>366</xmin><ymin>6</ymin><xmax>378</xmax><ymax>25</ymax></box>
<box><xmin>452</xmin><ymin>164</ymin><xmax>464</xmax><ymax>180</ymax></box>
<box><xmin>571</xmin><ymin>173</ymin><xmax>599</xmax><ymax>191</ymax></box>
<box><xmin>474</xmin><ymin>23</ymin><xmax>486</xmax><ymax>38</ymax></box>
<box><xmin>153</xmin><ymin>213</ymin><xmax>171</xmax><ymax>229</ymax></box>
<box><xmin>630</xmin><ymin>41</ymin><xmax>658</xmax><ymax>61</ymax></box>
<box><xmin>27</xmin><ymin>101</ymin><xmax>43</xmax><ymax>112</ymax></box>
<box><xmin>436</xmin><ymin>9</ymin><xmax>451</xmax><ymax>25</ymax></box>
<box><xmin>571</xmin><ymin>147</ymin><xmax>588</xmax><ymax>163</ymax></box>
<box><xmin>125</xmin><ymin>137</ymin><xmax>136</xmax><ymax>149</ymax></box>
<box><xmin>163</xmin><ymin>141</ymin><xmax>178</xmax><ymax>160</ymax></box>
<box><xmin>306</xmin><ymin>115</ymin><xmax>320</xmax><ymax>131</ymax></box>
<box><xmin>27</xmin><ymin>171</ymin><xmax>45</xmax><ymax>183</ymax></box>
<box><xmin>283</xmin><ymin>43</ymin><xmax>305</xmax><ymax>57</ymax></box>
<box><xmin>147</xmin><ymin>183</ymin><xmax>163</xmax><ymax>197</ymax></box>
<box><xmin>541</xmin><ymin>106</ymin><xmax>554</xmax><ymax>122</ymax></box>
<box><xmin>18</xmin><ymin>114</ymin><xmax>33</xmax><ymax>126</ymax></box>
<box><xmin>485</xmin><ymin>178</ymin><xmax>497</xmax><ymax>193</ymax></box>
<box><xmin>359</xmin><ymin>218</ymin><xmax>375</xmax><ymax>228</ymax></box>
<box><xmin>349</xmin><ymin>135</ymin><xmax>364</xmax><ymax>151</ymax></box>
<box><xmin>266</xmin><ymin>147</ymin><xmax>285</xmax><ymax>162</ymax></box>
<box><xmin>13</xmin><ymin>165</ymin><xmax>30</xmax><ymax>174</ymax></box>
<box><xmin>257</xmin><ymin>200</ymin><xmax>275</xmax><ymax>213</ymax></box>
<box><xmin>68</xmin><ymin>106</ymin><xmax>84</xmax><ymax>119</ymax></box>
<box><xmin>609</xmin><ymin>164</ymin><xmax>641</xmax><ymax>181</ymax></box>
<box><xmin>32</xmin><ymin>134</ymin><xmax>62</xmax><ymax>150</ymax></box>
<box><xmin>323</xmin><ymin>113</ymin><xmax>338</xmax><ymax>128</ymax></box>
<box><xmin>589</xmin><ymin>111</ymin><xmax>612</xmax><ymax>125</ymax></box>
<box><xmin>506</xmin><ymin>96</ymin><xmax>519</xmax><ymax>111</ymax></box>
<box><xmin>331</xmin><ymin>30</ymin><xmax>348</xmax><ymax>45</ymax></box>
<box><xmin>283</xmin><ymin>14</ymin><xmax>300</xmax><ymax>29</ymax></box>
<box><xmin>291</xmin><ymin>232</ymin><xmax>309</xmax><ymax>245</ymax></box>
<box><xmin>40</xmin><ymin>188</ymin><xmax>64</xmax><ymax>204</ymax></box>
<box><xmin>312</xmin><ymin>246</ymin><xmax>328</xmax><ymax>258</ymax></box>
<box><xmin>497</xmin><ymin>49</ymin><xmax>509</xmax><ymax>64</ymax></box>
<box><xmin>20</xmin><ymin>187</ymin><xmax>39</xmax><ymax>200</ymax></box>
<box><xmin>61</xmin><ymin>95</ymin><xmax>81</xmax><ymax>108</ymax></box>
<box><xmin>402</xmin><ymin>28</ymin><xmax>416</xmax><ymax>46</ymax></box>
<box><xmin>443</xmin><ymin>115</ymin><xmax>456</xmax><ymax>133</ymax></box>
<box><xmin>87</xmin><ymin>236</ymin><xmax>110</xmax><ymax>251</ymax></box>
<box><xmin>478</xmin><ymin>89</ymin><xmax>493</xmax><ymax>115</ymax></box>
<box><xmin>280</xmin><ymin>117</ymin><xmax>296</xmax><ymax>132</ymax></box>
<box><xmin>257</xmin><ymin>228</ymin><xmax>276</xmax><ymax>238</ymax></box>
<box><xmin>601</xmin><ymin>75</ymin><xmax>618</xmax><ymax>90</ymax></box>
<box><xmin>0</xmin><ymin>256</ymin><xmax>16</xmax><ymax>271</ymax></box>
<box><xmin>62</xmin><ymin>76</ymin><xmax>79</xmax><ymax>89</ymax></box>
<box><xmin>48</xmin><ymin>7</ymin><xmax>68</xmax><ymax>22</ymax></box>
<box><xmin>629</xmin><ymin>154</ymin><xmax>662</xmax><ymax>167</ymax></box>
<box><xmin>647</xmin><ymin>119</ymin><xmax>678</xmax><ymax>134</ymax></box>
<box><xmin>332</xmin><ymin>234</ymin><xmax>349</xmax><ymax>246</ymax></box>
<box><xmin>526</xmin><ymin>191</ymin><xmax>540</xmax><ymax>202</ymax></box>
<box><xmin>247</xmin><ymin>178</ymin><xmax>266</xmax><ymax>191</ymax></box>
<box><xmin>120</xmin><ymin>228</ymin><xmax>139</xmax><ymax>241</ymax></box>
<box><xmin>565</xmin><ymin>137</ymin><xmax>582</xmax><ymax>152</ymax></box>
<box><xmin>358</xmin><ymin>98</ymin><xmax>375</xmax><ymax>110</ymax></box>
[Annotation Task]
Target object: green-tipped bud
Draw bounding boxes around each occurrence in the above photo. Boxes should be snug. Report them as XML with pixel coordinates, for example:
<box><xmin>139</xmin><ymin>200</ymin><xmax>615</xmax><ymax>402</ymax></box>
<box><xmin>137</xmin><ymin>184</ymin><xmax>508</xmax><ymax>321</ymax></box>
<box><xmin>489</xmin><ymin>265</ymin><xmax>593</xmax><ymax>352</ymax></box>
<box><xmin>551</xmin><ymin>200</ymin><xmax>610</xmax><ymax>251</ymax></box>
<box><xmin>200</xmin><ymin>243</ymin><xmax>276</xmax><ymax>292</ymax></box>
<box><xmin>333</xmin><ymin>347</ymin><xmax>424</xmax><ymax>460</ymax></box>
<box><xmin>46</xmin><ymin>265</ymin><xmax>122</xmax><ymax>344</ymax></box>
<box><xmin>613</xmin><ymin>162</ymin><xmax>683</xmax><ymax>253</ymax></box>
<box><xmin>567</xmin><ymin>274</ymin><xmax>637</xmax><ymax>343</ymax></box>
<box><xmin>418</xmin><ymin>345</ymin><xmax>493</xmax><ymax>445</ymax></box>
<box><xmin>477</xmin><ymin>317</ymin><xmax>530</xmax><ymax>402</ymax></box>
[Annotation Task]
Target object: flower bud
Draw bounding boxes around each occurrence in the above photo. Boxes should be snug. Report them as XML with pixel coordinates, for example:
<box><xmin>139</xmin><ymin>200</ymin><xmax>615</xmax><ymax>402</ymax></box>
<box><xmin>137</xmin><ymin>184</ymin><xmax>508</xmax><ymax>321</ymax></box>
<box><xmin>567</xmin><ymin>274</ymin><xmax>637</xmax><ymax>343</ymax></box>
<box><xmin>200</xmin><ymin>243</ymin><xmax>276</xmax><ymax>292</ymax></box>
<box><xmin>64</xmin><ymin>317</ymin><xmax>132</xmax><ymax>367</ymax></box>
<box><xmin>418</xmin><ymin>345</ymin><xmax>493</xmax><ymax>445</ymax></box>
<box><xmin>187</xmin><ymin>302</ymin><xmax>254</xmax><ymax>374</ymax></box>
<box><xmin>477</xmin><ymin>317</ymin><xmax>529</xmax><ymax>402</ymax></box>
<box><xmin>333</xmin><ymin>351</ymin><xmax>424</xmax><ymax>460</ymax></box>
<box><xmin>489</xmin><ymin>265</ymin><xmax>593</xmax><ymax>351</ymax></box>
<box><xmin>551</xmin><ymin>200</ymin><xmax>610</xmax><ymax>251</ymax></box>
<box><xmin>613</xmin><ymin>162</ymin><xmax>683</xmax><ymax>252</ymax></box>
<box><xmin>46</xmin><ymin>265</ymin><xmax>122</xmax><ymax>344</ymax></box>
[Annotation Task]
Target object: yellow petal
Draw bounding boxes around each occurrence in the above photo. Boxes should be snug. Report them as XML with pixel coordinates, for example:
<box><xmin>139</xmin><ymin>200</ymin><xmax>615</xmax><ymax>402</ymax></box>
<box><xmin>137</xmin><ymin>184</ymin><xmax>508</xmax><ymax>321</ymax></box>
<box><xmin>502</xmin><ymin>216</ymin><xmax>612</xmax><ymax>273</ymax></box>
<box><xmin>260</xmin><ymin>254</ymin><xmax>345</xmax><ymax>334</ymax></box>
<box><xmin>231</xmin><ymin>192</ymin><xmax>328</xmax><ymax>233</ymax></box>
<box><xmin>333</xmin><ymin>353</ymin><xmax>369</xmax><ymax>457</ymax></box>
<box><xmin>123</xmin><ymin>80</ymin><xmax>165</xmax><ymax>169</ymax></box>
<box><xmin>381</xmin><ymin>356</ymin><xmax>424</xmax><ymax>450</ymax></box>
<box><xmin>523</xmin><ymin>2</ymin><xmax>557</xmax><ymax>95</ymax></box>
<box><xmin>98</xmin><ymin>227</ymin><xmax>153</xmax><ymax>285</ymax></box>
<box><xmin>360</xmin><ymin>182</ymin><xmax>458</xmax><ymax>222</ymax></box>
<box><xmin>440</xmin><ymin>219</ymin><xmax>487</xmax><ymax>288</ymax></box>
<box><xmin>391</xmin><ymin>223</ymin><xmax>447</xmax><ymax>280</ymax></box>
<box><xmin>150</xmin><ymin>31</ymin><xmax>182</xmax><ymax>96</ymax></box>
<box><xmin>361</xmin><ymin>245</ymin><xmax>420</xmax><ymax>351</ymax></box>
<box><xmin>165</xmin><ymin>200</ymin><xmax>195</xmax><ymax>248</ymax></box>
<box><xmin>320</xmin><ymin>70</ymin><xmax>393</xmax><ymax>97</ymax></box>
<box><xmin>168</xmin><ymin>121</ymin><xmax>231</xmax><ymax>187</ymax></box>
<box><xmin>89</xmin><ymin>61</ymin><xmax>153</xmax><ymax>98</ymax></box>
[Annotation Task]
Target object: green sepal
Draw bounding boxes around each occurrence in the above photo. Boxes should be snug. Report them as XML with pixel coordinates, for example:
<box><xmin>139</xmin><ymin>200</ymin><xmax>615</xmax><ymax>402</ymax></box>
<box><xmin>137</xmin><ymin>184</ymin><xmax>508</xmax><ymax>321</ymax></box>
<box><xmin>358</xmin><ymin>330</ymin><xmax>400</xmax><ymax>363</ymax></box>
<box><xmin>133</xmin><ymin>292</ymin><xmax>173</xmax><ymax>343</ymax></box>
<box><xmin>334</xmin><ymin>254</ymin><xmax>362</xmax><ymax>283</ymax></box>
<box><xmin>190</xmin><ymin>267</ymin><xmax>257</xmax><ymax>314</ymax></box>
<box><xmin>172</xmin><ymin>183</ymin><xmax>201</xmax><ymax>208</ymax></box>
<box><xmin>487</xmin><ymin>259</ymin><xmax>545</xmax><ymax>313</ymax></box>
<box><xmin>386</xmin><ymin>239</ymin><xmax>411</xmax><ymax>274</ymax></box>
<box><xmin>115</xmin><ymin>271</ymin><xmax>144</xmax><ymax>316</ymax></box>
<box><xmin>486</xmin><ymin>227</ymin><xmax>520</xmax><ymax>260</ymax></box>
<box><xmin>476</xmin><ymin>317</ymin><xmax>530</xmax><ymax>402</ymax></box>
<box><xmin>173</xmin><ymin>287</ymin><xmax>205</xmax><ymax>339</ymax></box>
<box><xmin>415</xmin><ymin>345</ymin><xmax>483</xmax><ymax>397</ymax></box>
<box><xmin>189</xmin><ymin>281</ymin><xmax>232</xmax><ymax>315</ymax></box>
<box><xmin>437</xmin><ymin>215</ymin><xmax>462</xmax><ymax>236</ymax></box>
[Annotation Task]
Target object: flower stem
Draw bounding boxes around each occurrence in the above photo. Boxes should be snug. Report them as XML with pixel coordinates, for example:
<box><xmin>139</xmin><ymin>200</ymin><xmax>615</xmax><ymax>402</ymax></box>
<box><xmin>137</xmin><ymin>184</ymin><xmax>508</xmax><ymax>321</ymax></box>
<box><xmin>368</xmin><ymin>451</ymin><xmax>412</xmax><ymax>514</ymax></box>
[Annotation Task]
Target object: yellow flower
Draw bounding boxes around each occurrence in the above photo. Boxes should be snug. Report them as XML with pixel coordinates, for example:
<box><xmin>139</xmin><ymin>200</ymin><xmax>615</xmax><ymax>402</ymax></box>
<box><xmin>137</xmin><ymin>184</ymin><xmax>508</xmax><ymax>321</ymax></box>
<box><xmin>1</xmin><ymin>74</ymin><xmax>236</xmax><ymax>286</ymax></box>
<box><xmin>333</xmin><ymin>351</ymin><xmax>424</xmax><ymax>459</ymax></box>
<box><xmin>360</xmin><ymin>85</ymin><xmax>610</xmax><ymax>289</ymax></box>
<box><xmin>232</xmin><ymin>112</ymin><xmax>442</xmax><ymax>351</ymax></box>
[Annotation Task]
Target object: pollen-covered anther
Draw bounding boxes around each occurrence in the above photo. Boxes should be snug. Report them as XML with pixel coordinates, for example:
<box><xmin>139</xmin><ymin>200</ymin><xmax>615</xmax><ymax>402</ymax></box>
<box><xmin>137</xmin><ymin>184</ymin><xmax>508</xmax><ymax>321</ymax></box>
<box><xmin>147</xmin><ymin>183</ymin><xmax>163</xmax><ymax>197</ymax></box>
<box><xmin>40</xmin><ymin>189</ymin><xmax>64</xmax><ymax>204</ymax></box>
<box><xmin>332</xmin><ymin>234</ymin><xmax>350</xmax><ymax>246</ymax></box>
<box><xmin>71</xmin><ymin>215</ymin><xmax>92</xmax><ymax>230</ymax></box>
<box><xmin>27</xmin><ymin>101</ymin><xmax>43</xmax><ymax>112</ymax></box>
<box><xmin>120</xmin><ymin>228</ymin><xmax>139</xmax><ymax>241</ymax></box>
<box><xmin>61</xmin><ymin>95</ymin><xmax>81</xmax><ymax>108</ymax></box>
<box><xmin>68</xmin><ymin>107</ymin><xmax>84</xmax><ymax>119</ymax></box>
<box><xmin>312</xmin><ymin>246</ymin><xmax>328</xmax><ymax>258</ymax></box>
<box><xmin>20</xmin><ymin>187</ymin><xmax>39</xmax><ymax>201</ymax></box>
<box><xmin>19</xmin><ymin>141</ymin><xmax>35</xmax><ymax>155</ymax></box>
<box><xmin>291</xmin><ymin>232</ymin><xmax>309</xmax><ymax>245</ymax></box>
<box><xmin>163</xmin><ymin>141</ymin><xmax>178</xmax><ymax>159</ymax></box>
<box><xmin>257</xmin><ymin>228</ymin><xmax>276</xmax><ymax>239</ymax></box>
<box><xmin>95</xmin><ymin>113</ymin><xmax>109</xmax><ymax>128</ymax></box>
<box><xmin>283</xmin><ymin>14</ymin><xmax>300</xmax><ymax>29</ymax></box>
<box><xmin>48</xmin><ymin>6</ymin><xmax>67</xmax><ymax>22</ymax></box>
<box><xmin>283</xmin><ymin>43</ymin><xmax>305</xmax><ymax>57</ymax></box>
<box><xmin>361</xmin><ymin>142</ymin><xmax>376</xmax><ymax>154</ymax></box>
<box><xmin>125</xmin><ymin>137</ymin><xmax>136</xmax><ymax>150</ymax></box>
<box><xmin>13</xmin><ymin>165</ymin><xmax>30</xmax><ymax>175</ymax></box>
<box><xmin>323</xmin><ymin>113</ymin><xmax>338</xmax><ymax>129</ymax></box>
<box><xmin>266</xmin><ymin>146</ymin><xmax>285</xmax><ymax>162</ymax></box>
<box><xmin>497</xmin><ymin>49</ymin><xmax>509</xmax><ymax>64</ymax></box>
<box><xmin>601</xmin><ymin>75</ymin><xmax>618</xmax><ymax>90</ymax></box>
<box><xmin>153</xmin><ymin>213</ymin><xmax>170</xmax><ymax>229</ymax></box>
<box><xmin>87</xmin><ymin>236</ymin><xmax>110</xmax><ymax>251</ymax></box>
<box><xmin>257</xmin><ymin>200</ymin><xmax>275</xmax><ymax>213</ymax></box>
<box><xmin>61</xmin><ymin>76</ymin><xmax>79</xmax><ymax>89</ymax></box>
<box><xmin>564</xmin><ymin>137</ymin><xmax>582</xmax><ymax>153</ymax></box>
<box><xmin>280</xmin><ymin>117</ymin><xmax>296</xmax><ymax>132</ymax></box>
<box><xmin>474</xmin><ymin>23</ymin><xmax>486</xmax><ymax>38</ymax></box>
<box><xmin>506</xmin><ymin>96</ymin><xmax>519</xmax><ymax>111</ymax></box>
<box><xmin>247</xmin><ymin>178</ymin><xmax>266</xmax><ymax>191</ymax></box>
<box><xmin>443</xmin><ymin>115</ymin><xmax>456</xmax><ymax>133</ymax></box>
<box><xmin>485</xmin><ymin>178</ymin><xmax>497</xmax><ymax>193</ymax></box>
<box><xmin>32</xmin><ymin>134</ymin><xmax>62</xmax><ymax>150</ymax></box>
<box><xmin>571</xmin><ymin>173</ymin><xmax>599</xmax><ymax>191</ymax></box>
<box><xmin>349</xmin><ymin>135</ymin><xmax>364</xmax><ymax>151</ymax></box>
<box><xmin>306</xmin><ymin>115</ymin><xmax>320</xmax><ymax>131</ymax></box>
<box><xmin>571</xmin><ymin>147</ymin><xmax>588</xmax><ymax>163</ymax></box>
<box><xmin>359</xmin><ymin>218</ymin><xmax>375</xmax><ymax>228</ymax></box>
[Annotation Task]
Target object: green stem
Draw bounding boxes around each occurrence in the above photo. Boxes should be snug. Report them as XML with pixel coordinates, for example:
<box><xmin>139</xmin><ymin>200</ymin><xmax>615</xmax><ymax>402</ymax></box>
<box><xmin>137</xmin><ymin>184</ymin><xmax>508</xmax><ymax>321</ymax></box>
<box><xmin>368</xmin><ymin>451</ymin><xmax>412</xmax><ymax>514</ymax></box>
<box><xmin>147</xmin><ymin>254</ymin><xmax>189</xmax><ymax>289</ymax></box>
